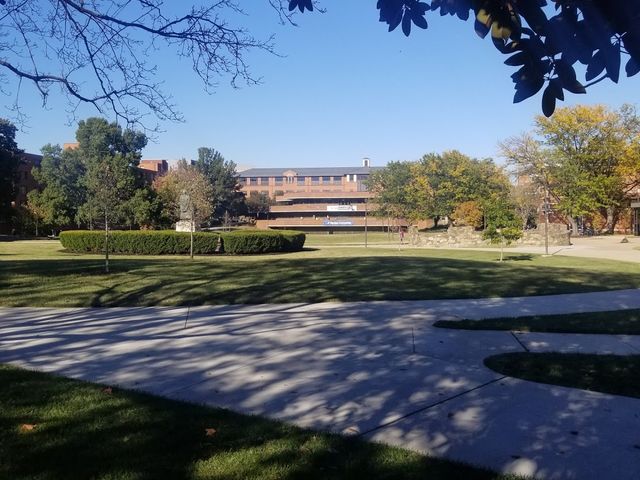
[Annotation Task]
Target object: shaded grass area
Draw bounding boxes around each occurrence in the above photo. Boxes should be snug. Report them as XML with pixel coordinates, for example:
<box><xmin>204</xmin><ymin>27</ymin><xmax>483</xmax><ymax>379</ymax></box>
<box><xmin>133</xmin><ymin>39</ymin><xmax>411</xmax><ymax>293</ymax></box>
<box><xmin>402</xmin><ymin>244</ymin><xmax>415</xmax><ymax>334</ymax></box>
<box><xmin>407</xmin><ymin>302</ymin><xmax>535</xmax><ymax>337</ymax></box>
<box><xmin>434</xmin><ymin>310</ymin><xmax>640</xmax><ymax>335</ymax></box>
<box><xmin>2</xmin><ymin>241</ymin><xmax>640</xmax><ymax>307</ymax></box>
<box><xmin>485</xmin><ymin>353</ymin><xmax>640</xmax><ymax>399</ymax></box>
<box><xmin>0</xmin><ymin>364</ymin><xmax>521</xmax><ymax>480</ymax></box>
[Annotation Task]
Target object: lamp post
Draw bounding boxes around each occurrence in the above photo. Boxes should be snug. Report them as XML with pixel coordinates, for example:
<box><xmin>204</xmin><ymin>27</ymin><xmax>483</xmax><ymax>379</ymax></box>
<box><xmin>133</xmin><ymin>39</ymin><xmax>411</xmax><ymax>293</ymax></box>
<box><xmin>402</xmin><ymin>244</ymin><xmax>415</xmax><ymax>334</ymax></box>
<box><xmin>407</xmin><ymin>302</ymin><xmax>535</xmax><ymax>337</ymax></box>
<box><xmin>542</xmin><ymin>195</ymin><xmax>551</xmax><ymax>256</ymax></box>
<box><xmin>364</xmin><ymin>199</ymin><xmax>368</xmax><ymax>248</ymax></box>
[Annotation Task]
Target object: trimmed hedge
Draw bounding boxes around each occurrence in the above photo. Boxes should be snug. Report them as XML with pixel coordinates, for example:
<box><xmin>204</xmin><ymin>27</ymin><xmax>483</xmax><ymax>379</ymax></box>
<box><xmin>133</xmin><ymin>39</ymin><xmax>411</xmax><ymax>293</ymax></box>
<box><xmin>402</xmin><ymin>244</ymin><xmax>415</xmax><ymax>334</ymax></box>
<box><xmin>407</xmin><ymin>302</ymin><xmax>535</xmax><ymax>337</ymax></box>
<box><xmin>59</xmin><ymin>230</ymin><xmax>306</xmax><ymax>255</ymax></box>
<box><xmin>220</xmin><ymin>229</ymin><xmax>306</xmax><ymax>254</ymax></box>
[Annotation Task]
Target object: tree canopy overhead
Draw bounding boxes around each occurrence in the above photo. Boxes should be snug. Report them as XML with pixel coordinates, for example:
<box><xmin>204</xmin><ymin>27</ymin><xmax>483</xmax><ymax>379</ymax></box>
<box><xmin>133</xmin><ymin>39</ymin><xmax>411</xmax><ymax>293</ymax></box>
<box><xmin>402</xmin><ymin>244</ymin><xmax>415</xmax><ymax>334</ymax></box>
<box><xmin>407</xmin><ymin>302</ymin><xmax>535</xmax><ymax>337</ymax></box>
<box><xmin>2</xmin><ymin>1</ymin><xmax>638</xmax><ymax>126</ymax></box>
<box><xmin>303</xmin><ymin>0</ymin><xmax>640</xmax><ymax>116</ymax></box>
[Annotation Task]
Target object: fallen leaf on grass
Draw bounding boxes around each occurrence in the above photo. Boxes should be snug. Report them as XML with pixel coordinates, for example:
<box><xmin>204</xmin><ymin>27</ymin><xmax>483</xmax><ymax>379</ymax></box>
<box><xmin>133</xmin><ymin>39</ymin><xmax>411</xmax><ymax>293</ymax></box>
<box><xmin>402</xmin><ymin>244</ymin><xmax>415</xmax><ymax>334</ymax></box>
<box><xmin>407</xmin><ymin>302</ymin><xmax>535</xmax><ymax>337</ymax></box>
<box><xmin>205</xmin><ymin>428</ymin><xmax>217</xmax><ymax>437</ymax></box>
<box><xmin>20</xmin><ymin>424</ymin><xmax>37</xmax><ymax>432</ymax></box>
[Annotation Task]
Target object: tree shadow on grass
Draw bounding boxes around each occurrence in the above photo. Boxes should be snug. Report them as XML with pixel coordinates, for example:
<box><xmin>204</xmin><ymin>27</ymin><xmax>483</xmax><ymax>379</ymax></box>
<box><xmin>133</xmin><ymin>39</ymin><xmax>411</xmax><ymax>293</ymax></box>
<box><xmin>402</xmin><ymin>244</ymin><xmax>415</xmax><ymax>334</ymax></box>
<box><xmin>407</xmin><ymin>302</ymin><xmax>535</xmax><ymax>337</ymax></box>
<box><xmin>1</xmin><ymin>254</ymin><xmax>639</xmax><ymax>307</ymax></box>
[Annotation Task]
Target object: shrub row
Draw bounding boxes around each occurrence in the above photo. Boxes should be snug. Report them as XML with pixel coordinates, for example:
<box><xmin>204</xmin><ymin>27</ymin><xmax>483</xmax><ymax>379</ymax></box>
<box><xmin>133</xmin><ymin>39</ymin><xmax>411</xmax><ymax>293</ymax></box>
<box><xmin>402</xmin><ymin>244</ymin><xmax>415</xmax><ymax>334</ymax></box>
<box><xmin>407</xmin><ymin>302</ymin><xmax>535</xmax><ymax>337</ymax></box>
<box><xmin>59</xmin><ymin>229</ymin><xmax>306</xmax><ymax>255</ymax></box>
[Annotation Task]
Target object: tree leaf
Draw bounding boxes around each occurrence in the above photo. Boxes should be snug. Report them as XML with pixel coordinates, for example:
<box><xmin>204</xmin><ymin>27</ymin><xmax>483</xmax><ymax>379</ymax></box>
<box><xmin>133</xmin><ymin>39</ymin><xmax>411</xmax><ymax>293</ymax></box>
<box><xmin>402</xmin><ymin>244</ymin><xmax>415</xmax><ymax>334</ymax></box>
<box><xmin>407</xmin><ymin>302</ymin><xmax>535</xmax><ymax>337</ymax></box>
<box><xmin>604</xmin><ymin>43</ymin><xmax>621</xmax><ymax>83</ymax></box>
<box><xmin>402</xmin><ymin>10</ymin><xmax>412</xmax><ymax>36</ymax></box>
<box><xmin>474</xmin><ymin>19</ymin><xmax>490</xmax><ymax>39</ymax></box>
<box><xmin>513</xmin><ymin>76</ymin><xmax>544</xmax><ymax>103</ymax></box>
<box><xmin>549</xmin><ymin>78</ymin><xmax>564</xmax><ymax>100</ymax></box>
<box><xmin>562</xmin><ymin>80</ymin><xmax>586</xmax><ymax>94</ymax></box>
<box><xmin>411</xmin><ymin>9</ymin><xmax>428</xmax><ymax>29</ymax></box>
<box><xmin>585</xmin><ymin>49</ymin><xmax>606</xmax><ymax>81</ymax></box>
<box><xmin>626</xmin><ymin>57</ymin><xmax>640</xmax><ymax>77</ymax></box>
<box><xmin>541</xmin><ymin>84</ymin><xmax>557</xmax><ymax>117</ymax></box>
<box><xmin>504</xmin><ymin>52</ymin><xmax>527</xmax><ymax>66</ymax></box>
<box><xmin>387</xmin><ymin>6</ymin><xmax>403</xmax><ymax>32</ymax></box>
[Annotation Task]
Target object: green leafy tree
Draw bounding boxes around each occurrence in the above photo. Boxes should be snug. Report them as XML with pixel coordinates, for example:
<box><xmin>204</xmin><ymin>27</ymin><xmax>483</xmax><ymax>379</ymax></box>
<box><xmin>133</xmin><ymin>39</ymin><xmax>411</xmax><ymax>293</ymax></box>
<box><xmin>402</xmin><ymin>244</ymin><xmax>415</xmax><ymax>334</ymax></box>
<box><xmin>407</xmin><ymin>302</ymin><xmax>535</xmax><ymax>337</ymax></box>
<box><xmin>536</xmin><ymin>104</ymin><xmax>640</xmax><ymax>233</ymax></box>
<box><xmin>367</xmin><ymin>161</ymin><xmax>414</xmax><ymax>221</ymax></box>
<box><xmin>25</xmin><ymin>190</ymin><xmax>49</xmax><ymax>236</ymax></box>
<box><xmin>503</xmin><ymin>105</ymin><xmax>640</xmax><ymax>233</ymax></box>
<box><xmin>31</xmin><ymin>144</ymin><xmax>87</xmax><ymax>228</ymax></box>
<box><xmin>483</xmin><ymin>196</ymin><xmax>523</xmax><ymax>262</ymax></box>
<box><xmin>73</xmin><ymin>118</ymin><xmax>147</xmax><ymax>272</ymax></box>
<box><xmin>124</xmin><ymin>187</ymin><xmax>164</xmax><ymax>229</ymax></box>
<box><xmin>0</xmin><ymin>119</ymin><xmax>23</xmax><ymax>231</ymax></box>
<box><xmin>193</xmin><ymin>147</ymin><xmax>243</xmax><ymax>221</ymax></box>
<box><xmin>408</xmin><ymin>151</ymin><xmax>510</xmax><ymax>225</ymax></box>
<box><xmin>245</xmin><ymin>191</ymin><xmax>273</xmax><ymax>219</ymax></box>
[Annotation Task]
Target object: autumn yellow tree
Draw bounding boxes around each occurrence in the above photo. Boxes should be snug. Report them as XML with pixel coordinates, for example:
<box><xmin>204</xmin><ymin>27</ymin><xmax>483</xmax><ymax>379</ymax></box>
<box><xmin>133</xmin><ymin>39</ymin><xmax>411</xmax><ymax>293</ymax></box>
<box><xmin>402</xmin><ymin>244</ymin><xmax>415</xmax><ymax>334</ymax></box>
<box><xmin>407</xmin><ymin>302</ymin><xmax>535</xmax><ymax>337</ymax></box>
<box><xmin>502</xmin><ymin>104</ymin><xmax>640</xmax><ymax>233</ymax></box>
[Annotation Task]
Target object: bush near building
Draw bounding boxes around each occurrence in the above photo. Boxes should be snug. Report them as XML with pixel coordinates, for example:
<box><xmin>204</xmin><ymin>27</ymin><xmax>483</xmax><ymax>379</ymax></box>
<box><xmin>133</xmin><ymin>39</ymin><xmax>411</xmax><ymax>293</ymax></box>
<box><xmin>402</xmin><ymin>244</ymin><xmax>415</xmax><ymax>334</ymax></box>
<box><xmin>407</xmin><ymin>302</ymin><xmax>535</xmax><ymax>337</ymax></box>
<box><xmin>59</xmin><ymin>230</ymin><xmax>305</xmax><ymax>255</ymax></box>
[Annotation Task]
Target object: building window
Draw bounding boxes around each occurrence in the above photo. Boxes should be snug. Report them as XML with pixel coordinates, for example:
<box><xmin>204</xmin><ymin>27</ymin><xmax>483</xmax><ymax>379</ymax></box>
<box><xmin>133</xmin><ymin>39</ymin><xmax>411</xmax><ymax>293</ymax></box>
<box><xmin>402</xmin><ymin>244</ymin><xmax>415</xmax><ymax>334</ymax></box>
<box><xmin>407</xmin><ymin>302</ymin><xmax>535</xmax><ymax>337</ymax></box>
<box><xmin>260</xmin><ymin>177</ymin><xmax>270</xmax><ymax>185</ymax></box>
<box><xmin>322</xmin><ymin>176</ymin><xmax>330</xmax><ymax>184</ymax></box>
<box><xmin>297</xmin><ymin>176</ymin><xmax>305</xmax><ymax>185</ymax></box>
<box><xmin>274</xmin><ymin>176</ymin><xmax>284</xmax><ymax>185</ymax></box>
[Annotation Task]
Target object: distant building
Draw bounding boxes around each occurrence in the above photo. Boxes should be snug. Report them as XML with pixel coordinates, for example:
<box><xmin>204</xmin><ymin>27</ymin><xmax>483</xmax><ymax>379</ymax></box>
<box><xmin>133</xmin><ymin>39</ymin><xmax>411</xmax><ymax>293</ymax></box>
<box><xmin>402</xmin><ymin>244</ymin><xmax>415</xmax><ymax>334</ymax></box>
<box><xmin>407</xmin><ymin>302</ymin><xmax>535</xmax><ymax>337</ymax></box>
<box><xmin>239</xmin><ymin>159</ymin><xmax>405</xmax><ymax>232</ymax></box>
<box><xmin>137</xmin><ymin>159</ymin><xmax>169</xmax><ymax>184</ymax></box>
<box><xmin>13</xmin><ymin>152</ymin><xmax>42</xmax><ymax>208</ymax></box>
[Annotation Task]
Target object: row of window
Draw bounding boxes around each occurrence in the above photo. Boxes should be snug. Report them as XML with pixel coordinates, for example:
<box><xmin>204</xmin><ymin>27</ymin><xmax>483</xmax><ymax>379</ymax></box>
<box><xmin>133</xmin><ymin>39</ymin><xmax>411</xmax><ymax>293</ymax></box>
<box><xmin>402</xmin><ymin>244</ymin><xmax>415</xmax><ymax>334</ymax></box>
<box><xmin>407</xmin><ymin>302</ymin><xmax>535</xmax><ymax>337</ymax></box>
<box><xmin>244</xmin><ymin>174</ymin><xmax>368</xmax><ymax>186</ymax></box>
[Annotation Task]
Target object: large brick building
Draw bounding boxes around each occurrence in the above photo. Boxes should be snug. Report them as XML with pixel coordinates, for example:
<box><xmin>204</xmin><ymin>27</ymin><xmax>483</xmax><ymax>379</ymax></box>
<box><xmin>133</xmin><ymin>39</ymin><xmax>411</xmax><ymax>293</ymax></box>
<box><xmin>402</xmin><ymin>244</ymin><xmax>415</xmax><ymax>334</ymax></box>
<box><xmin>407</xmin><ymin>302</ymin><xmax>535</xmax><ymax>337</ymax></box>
<box><xmin>239</xmin><ymin>159</ymin><xmax>405</xmax><ymax>232</ymax></box>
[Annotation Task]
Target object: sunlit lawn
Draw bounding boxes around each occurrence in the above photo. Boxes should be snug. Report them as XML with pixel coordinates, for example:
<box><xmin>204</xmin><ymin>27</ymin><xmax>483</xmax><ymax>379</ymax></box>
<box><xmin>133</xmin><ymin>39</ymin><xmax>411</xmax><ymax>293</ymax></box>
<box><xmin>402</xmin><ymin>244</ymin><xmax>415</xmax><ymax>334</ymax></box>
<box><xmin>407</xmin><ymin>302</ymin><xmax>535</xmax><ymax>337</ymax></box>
<box><xmin>0</xmin><ymin>364</ymin><xmax>523</xmax><ymax>480</ymax></box>
<box><xmin>2</xmin><ymin>240</ymin><xmax>640</xmax><ymax>307</ymax></box>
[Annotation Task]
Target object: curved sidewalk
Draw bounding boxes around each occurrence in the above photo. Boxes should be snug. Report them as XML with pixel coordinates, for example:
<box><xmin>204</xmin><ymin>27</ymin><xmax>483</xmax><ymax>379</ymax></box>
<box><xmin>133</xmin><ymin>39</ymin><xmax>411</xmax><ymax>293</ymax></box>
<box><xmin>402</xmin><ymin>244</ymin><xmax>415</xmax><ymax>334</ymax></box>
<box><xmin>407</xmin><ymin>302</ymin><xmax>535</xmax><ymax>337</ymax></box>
<box><xmin>1</xmin><ymin>289</ymin><xmax>640</xmax><ymax>479</ymax></box>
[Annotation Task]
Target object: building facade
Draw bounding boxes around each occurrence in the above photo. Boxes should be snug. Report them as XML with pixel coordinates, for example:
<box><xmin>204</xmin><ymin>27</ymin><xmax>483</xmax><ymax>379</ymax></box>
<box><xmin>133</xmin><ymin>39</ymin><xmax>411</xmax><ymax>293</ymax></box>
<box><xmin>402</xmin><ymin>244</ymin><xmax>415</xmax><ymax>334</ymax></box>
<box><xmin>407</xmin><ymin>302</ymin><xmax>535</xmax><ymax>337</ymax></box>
<box><xmin>239</xmin><ymin>160</ymin><xmax>405</xmax><ymax>232</ymax></box>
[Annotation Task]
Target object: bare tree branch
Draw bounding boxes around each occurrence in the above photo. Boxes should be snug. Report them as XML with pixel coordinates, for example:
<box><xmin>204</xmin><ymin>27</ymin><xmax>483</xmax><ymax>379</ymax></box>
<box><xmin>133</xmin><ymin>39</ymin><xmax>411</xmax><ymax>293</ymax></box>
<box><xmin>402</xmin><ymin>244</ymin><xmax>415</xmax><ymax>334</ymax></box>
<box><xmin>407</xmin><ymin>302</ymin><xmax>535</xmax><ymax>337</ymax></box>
<box><xmin>0</xmin><ymin>0</ymin><xmax>294</xmax><ymax>129</ymax></box>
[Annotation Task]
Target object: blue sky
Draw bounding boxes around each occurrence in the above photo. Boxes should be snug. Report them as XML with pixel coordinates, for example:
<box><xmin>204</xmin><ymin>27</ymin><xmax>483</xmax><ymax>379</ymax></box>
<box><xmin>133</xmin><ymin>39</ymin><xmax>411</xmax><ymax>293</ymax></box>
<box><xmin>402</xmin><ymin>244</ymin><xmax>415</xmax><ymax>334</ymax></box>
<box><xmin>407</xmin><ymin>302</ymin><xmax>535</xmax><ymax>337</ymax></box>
<box><xmin>12</xmin><ymin>2</ymin><xmax>640</xmax><ymax>170</ymax></box>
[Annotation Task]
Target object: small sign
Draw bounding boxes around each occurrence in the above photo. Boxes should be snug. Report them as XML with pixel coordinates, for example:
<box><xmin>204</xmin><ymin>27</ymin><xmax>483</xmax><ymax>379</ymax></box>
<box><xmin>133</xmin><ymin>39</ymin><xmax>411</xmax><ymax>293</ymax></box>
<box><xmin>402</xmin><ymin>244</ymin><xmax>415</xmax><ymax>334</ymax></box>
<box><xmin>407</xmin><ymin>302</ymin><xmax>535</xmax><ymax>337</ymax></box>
<box><xmin>631</xmin><ymin>202</ymin><xmax>640</xmax><ymax>208</ymax></box>
<box><xmin>327</xmin><ymin>205</ymin><xmax>357</xmax><ymax>212</ymax></box>
<box><xmin>323</xmin><ymin>220</ymin><xmax>354</xmax><ymax>226</ymax></box>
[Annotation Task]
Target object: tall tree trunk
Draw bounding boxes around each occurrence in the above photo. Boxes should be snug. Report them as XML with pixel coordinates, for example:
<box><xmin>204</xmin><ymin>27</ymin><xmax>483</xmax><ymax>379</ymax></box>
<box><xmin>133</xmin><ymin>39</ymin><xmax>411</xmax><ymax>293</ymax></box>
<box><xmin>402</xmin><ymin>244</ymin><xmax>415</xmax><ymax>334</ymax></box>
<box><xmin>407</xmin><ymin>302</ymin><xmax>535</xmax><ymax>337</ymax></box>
<box><xmin>604</xmin><ymin>206</ymin><xmax>615</xmax><ymax>234</ymax></box>
<box><xmin>190</xmin><ymin>207</ymin><xmax>194</xmax><ymax>259</ymax></box>
<box><xmin>568</xmin><ymin>216</ymin><xmax>579</xmax><ymax>237</ymax></box>
<box><xmin>104</xmin><ymin>211</ymin><xmax>109</xmax><ymax>274</ymax></box>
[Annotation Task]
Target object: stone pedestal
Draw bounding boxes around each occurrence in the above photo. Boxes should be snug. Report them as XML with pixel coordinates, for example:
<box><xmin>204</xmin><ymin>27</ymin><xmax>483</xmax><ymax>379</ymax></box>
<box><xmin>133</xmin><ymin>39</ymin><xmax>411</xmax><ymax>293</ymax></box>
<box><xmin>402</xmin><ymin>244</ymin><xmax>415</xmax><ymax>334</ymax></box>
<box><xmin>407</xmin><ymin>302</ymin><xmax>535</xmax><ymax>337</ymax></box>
<box><xmin>175</xmin><ymin>220</ymin><xmax>198</xmax><ymax>232</ymax></box>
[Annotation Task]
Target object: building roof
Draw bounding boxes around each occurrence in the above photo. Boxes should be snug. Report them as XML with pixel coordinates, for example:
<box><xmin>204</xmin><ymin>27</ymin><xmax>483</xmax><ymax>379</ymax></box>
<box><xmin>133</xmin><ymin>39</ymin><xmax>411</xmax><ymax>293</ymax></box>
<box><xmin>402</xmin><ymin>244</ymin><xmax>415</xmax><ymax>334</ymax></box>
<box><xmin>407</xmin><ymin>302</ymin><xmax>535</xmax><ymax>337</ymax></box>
<box><xmin>238</xmin><ymin>166</ymin><xmax>383</xmax><ymax>177</ymax></box>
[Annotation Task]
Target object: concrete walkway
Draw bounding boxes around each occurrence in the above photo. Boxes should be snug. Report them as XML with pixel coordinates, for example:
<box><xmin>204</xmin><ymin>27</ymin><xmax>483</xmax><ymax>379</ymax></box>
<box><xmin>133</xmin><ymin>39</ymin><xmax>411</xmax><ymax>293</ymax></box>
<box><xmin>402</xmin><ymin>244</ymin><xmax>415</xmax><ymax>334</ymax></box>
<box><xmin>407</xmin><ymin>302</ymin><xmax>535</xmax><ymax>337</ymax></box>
<box><xmin>463</xmin><ymin>235</ymin><xmax>640</xmax><ymax>264</ymax></box>
<box><xmin>1</xmin><ymin>290</ymin><xmax>640</xmax><ymax>479</ymax></box>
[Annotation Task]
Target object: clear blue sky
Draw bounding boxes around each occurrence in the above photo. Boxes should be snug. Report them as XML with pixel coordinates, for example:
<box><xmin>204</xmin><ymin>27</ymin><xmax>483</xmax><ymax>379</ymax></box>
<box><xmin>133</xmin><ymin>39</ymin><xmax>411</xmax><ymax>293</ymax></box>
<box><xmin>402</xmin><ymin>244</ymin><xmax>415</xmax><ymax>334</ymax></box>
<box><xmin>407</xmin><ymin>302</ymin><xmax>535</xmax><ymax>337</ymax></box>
<box><xmin>13</xmin><ymin>2</ymin><xmax>640</xmax><ymax>170</ymax></box>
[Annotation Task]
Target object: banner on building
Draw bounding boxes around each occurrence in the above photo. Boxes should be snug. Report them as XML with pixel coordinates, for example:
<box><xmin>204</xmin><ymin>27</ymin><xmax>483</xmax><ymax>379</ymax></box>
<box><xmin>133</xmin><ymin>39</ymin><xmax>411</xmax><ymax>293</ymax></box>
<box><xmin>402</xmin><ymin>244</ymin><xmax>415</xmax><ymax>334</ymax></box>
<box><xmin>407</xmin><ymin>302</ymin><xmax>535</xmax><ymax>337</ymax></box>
<box><xmin>327</xmin><ymin>205</ymin><xmax>357</xmax><ymax>212</ymax></box>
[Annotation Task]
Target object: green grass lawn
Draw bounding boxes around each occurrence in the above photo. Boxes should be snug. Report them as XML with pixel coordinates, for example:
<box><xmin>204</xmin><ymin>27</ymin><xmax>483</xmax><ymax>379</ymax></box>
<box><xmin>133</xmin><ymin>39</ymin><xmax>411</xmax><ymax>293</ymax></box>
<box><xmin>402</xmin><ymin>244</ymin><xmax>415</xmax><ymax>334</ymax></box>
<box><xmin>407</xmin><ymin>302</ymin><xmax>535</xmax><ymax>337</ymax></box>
<box><xmin>434</xmin><ymin>310</ymin><xmax>640</xmax><ymax>335</ymax></box>
<box><xmin>0</xmin><ymin>364</ymin><xmax>522</xmax><ymax>480</ymax></box>
<box><xmin>305</xmin><ymin>232</ymin><xmax>399</xmax><ymax>245</ymax></box>
<box><xmin>3</xmin><ymin>240</ymin><xmax>640</xmax><ymax>306</ymax></box>
<box><xmin>485</xmin><ymin>353</ymin><xmax>640</xmax><ymax>399</ymax></box>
